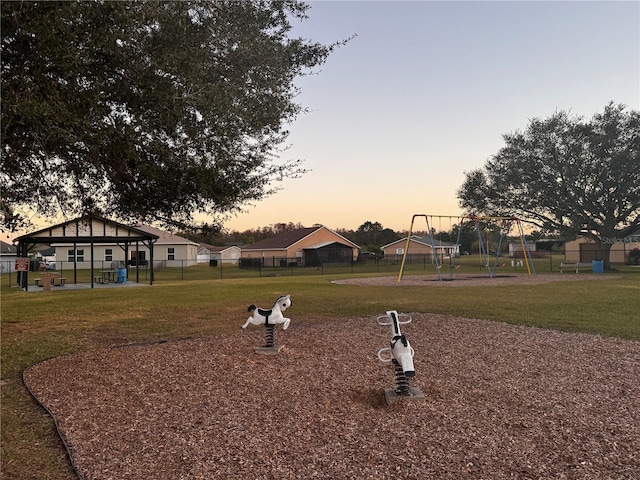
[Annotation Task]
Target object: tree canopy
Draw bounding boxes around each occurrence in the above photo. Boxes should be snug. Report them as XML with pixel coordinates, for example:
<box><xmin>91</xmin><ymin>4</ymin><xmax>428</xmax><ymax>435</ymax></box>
<box><xmin>1</xmin><ymin>0</ymin><xmax>345</xmax><ymax>232</ymax></box>
<box><xmin>457</xmin><ymin>102</ymin><xmax>640</xmax><ymax>268</ymax></box>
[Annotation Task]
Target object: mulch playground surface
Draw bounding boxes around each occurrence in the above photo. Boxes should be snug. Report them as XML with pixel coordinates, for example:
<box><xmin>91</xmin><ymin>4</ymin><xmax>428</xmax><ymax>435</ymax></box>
<box><xmin>24</xmin><ymin>305</ymin><xmax>639</xmax><ymax>479</ymax></box>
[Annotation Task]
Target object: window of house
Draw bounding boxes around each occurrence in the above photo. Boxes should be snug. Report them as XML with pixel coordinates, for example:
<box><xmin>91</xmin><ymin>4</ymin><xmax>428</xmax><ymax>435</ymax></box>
<box><xmin>396</xmin><ymin>248</ymin><xmax>404</xmax><ymax>255</ymax></box>
<box><xmin>168</xmin><ymin>247</ymin><xmax>175</xmax><ymax>260</ymax></box>
<box><xmin>105</xmin><ymin>249</ymin><xmax>113</xmax><ymax>261</ymax></box>
<box><xmin>68</xmin><ymin>249</ymin><xmax>85</xmax><ymax>262</ymax></box>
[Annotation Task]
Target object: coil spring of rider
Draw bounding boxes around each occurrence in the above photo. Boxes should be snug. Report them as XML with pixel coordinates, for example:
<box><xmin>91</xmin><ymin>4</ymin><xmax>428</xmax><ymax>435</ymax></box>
<box><xmin>393</xmin><ymin>359</ymin><xmax>411</xmax><ymax>395</ymax></box>
<box><xmin>264</xmin><ymin>324</ymin><xmax>276</xmax><ymax>348</ymax></box>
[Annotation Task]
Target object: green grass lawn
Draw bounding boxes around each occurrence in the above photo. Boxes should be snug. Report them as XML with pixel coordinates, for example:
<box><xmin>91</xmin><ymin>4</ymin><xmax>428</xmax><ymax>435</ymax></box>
<box><xmin>0</xmin><ymin>253</ymin><xmax>574</xmax><ymax>287</ymax></box>
<box><xmin>2</xmin><ymin>270</ymin><xmax>639</xmax><ymax>479</ymax></box>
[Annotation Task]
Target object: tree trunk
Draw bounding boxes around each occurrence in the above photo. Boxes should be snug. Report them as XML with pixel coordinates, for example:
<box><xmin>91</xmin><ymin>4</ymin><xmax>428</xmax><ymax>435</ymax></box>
<box><xmin>599</xmin><ymin>241</ymin><xmax>613</xmax><ymax>271</ymax></box>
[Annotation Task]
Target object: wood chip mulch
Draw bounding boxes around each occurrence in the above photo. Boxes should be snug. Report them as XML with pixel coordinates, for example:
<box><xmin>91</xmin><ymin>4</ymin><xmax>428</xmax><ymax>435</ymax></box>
<box><xmin>24</xmin><ymin>312</ymin><xmax>639</xmax><ymax>480</ymax></box>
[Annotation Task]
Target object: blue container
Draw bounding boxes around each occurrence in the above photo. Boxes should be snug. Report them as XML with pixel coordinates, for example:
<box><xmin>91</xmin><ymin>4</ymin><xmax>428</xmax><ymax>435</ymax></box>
<box><xmin>117</xmin><ymin>267</ymin><xmax>127</xmax><ymax>283</ymax></box>
<box><xmin>592</xmin><ymin>260</ymin><xmax>604</xmax><ymax>274</ymax></box>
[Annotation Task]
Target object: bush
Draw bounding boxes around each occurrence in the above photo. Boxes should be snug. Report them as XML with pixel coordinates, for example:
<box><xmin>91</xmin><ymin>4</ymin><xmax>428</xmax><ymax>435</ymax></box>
<box><xmin>627</xmin><ymin>248</ymin><xmax>640</xmax><ymax>265</ymax></box>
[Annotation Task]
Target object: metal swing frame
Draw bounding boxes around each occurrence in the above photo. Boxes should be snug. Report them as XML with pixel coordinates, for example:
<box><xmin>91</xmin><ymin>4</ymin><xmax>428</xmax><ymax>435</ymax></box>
<box><xmin>397</xmin><ymin>214</ymin><xmax>536</xmax><ymax>282</ymax></box>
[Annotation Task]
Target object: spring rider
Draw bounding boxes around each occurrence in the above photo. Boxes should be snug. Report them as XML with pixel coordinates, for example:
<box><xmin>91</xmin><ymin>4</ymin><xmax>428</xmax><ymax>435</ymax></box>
<box><xmin>241</xmin><ymin>294</ymin><xmax>292</xmax><ymax>355</ymax></box>
<box><xmin>376</xmin><ymin>310</ymin><xmax>425</xmax><ymax>404</ymax></box>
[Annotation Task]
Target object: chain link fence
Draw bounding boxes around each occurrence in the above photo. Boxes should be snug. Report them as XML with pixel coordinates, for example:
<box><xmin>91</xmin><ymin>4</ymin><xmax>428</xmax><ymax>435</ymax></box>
<box><xmin>2</xmin><ymin>250</ymin><xmax>639</xmax><ymax>288</ymax></box>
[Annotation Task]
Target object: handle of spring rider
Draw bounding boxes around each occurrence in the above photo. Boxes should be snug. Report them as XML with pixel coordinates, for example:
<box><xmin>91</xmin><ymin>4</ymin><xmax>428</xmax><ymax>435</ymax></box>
<box><xmin>378</xmin><ymin>346</ymin><xmax>393</xmax><ymax>362</ymax></box>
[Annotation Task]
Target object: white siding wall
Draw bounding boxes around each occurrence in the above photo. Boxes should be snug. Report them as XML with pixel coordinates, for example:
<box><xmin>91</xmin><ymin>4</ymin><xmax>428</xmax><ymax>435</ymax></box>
<box><xmin>52</xmin><ymin>243</ymin><xmax>199</xmax><ymax>268</ymax></box>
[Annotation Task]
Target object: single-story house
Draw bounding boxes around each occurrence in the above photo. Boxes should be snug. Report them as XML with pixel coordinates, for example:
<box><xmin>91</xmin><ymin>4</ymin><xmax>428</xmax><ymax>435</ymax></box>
<box><xmin>130</xmin><ymin>224</ymin><xmax>199</xmax><ymax>267</ymax></box>
<box><xmin>197</xmin><ymin>243</ymin><xmax>242</xmax><ymax>264</ymax></box>
<box><xmin>381</xmin><ymin>235</ymin><xmax>459</xmax><ymax>261</ymax></box>
<box><xmin>34</xmin><ymin>246</ymin><xmax>56</xmax><ymax>268</ymax></box>
<box><xmin>508</xmin><ymin>241</ymin><xmax>537</xmax><ymax>257</ymax></box>
<box><xmin>240</xmin><ymin>225</ymin><xmax>359</xmax><ymax>267</ymax></box>
<box><xmin>48</xmin><ymin>223</ymin><xmax>199</xmax><ymax>269</ymax></box>
<box><xmin>564</xmin><ymin>230</ymin><xmax>640</xmax><ymax>264</ymax></box>
<box><xmin>0</xmin><ymin>240</ymin><xmax>18</xmax><ymax>273</ymax></box>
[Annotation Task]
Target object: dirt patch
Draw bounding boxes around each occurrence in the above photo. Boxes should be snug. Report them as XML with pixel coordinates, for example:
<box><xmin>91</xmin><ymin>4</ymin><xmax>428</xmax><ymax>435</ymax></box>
<box><xmin>24</xmin><ymin>313</ymin><xmax>639</xmax><ymax>479</ymax></box>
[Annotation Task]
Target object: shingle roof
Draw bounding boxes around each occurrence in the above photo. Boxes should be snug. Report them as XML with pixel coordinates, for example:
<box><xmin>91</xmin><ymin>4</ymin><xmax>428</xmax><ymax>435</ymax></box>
<box><xmin>1</xmin><ymin>240</ymin><xmax>17</xmax><ymax>254</ymax></box>
<box><xmin>382</xmin><ymin>235</ymin><xmax>457</xmax><ymax>249</ymax></box>
<box><xmin>132</xmin><ymin>224</ymin><xmax>198</xmax><ymax>245</ymax></box>
<box><xmin>199</xmin><ymin>243</ymin><xmax>240</xmax><ymax>253</ymax></box>
<box><xmin>243</xmin><ymin>226</ymin><xmax>323</xmax><ymax>250</ymax></box>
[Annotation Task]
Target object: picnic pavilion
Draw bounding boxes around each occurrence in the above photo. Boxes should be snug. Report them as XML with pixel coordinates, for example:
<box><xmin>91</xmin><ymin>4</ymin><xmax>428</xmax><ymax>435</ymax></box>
<box><xmin>14</xmin><ymin>213</ymin><xmax>159</xmax><ymax>290</ymax></box>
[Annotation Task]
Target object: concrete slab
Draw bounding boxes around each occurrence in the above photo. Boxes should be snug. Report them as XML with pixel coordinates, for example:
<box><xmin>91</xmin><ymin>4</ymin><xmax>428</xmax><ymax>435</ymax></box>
<box><xmin>255</xmin><ymin>346</ymin><xmax>283</xmax><ymax>355</ymax></box>
<box><xmin>384</xmin><ymin>387</ymin><xmax>426</xmax><ymax>405</ymax></box>
<box><xmin>23</xmin><ymin>281</ymin><xmax>150</xmax><ymax>293</ymax></box>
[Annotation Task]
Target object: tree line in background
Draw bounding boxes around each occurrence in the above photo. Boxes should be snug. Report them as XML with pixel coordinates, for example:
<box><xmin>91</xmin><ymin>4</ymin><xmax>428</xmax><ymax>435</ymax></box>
<box><xmin>179</xmin><ymin>220</ymin><xmax>402</xmax><ymax>253</ymax></box>
<box><xmin>178</xmin><ymin>219</ymin><xmax>563</xmax><ymax>258</ymax></box>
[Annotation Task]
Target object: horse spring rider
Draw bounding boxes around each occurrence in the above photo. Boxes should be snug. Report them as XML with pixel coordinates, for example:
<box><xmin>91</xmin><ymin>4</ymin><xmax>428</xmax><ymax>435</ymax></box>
<box><xmin>241</xmin><ymin>294</ymin><xmax>292</xmax><ymax>330</ymax></box>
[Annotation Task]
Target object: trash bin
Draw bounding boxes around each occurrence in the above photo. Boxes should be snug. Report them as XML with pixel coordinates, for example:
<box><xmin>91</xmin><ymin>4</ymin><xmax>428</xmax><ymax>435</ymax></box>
<box><xmin>209</xmin><ymin>259</ymin><xmax>218</xmax><ymax>267</ymax></box>
<box><xmin>592</xmin><ymin>260</ymin><xmax>604</xmax><ymax>274</ymax></box>
<box><xmin>117</xmin><ymin>267</ymin><xmax>127</xmax><ymax>283</ymax></box>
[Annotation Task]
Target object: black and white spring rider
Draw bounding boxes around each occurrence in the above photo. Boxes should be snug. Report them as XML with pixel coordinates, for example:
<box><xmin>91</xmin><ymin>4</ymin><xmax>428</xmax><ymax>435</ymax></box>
<box><xmin>377</xmin><ymin>310</ymin><xmax>424</xmax><ymax>403</ymax></box>
<box><xmin>241</xmin><ymin>294</ymin><xmax>292</xmax><ymax>350</ymax></box>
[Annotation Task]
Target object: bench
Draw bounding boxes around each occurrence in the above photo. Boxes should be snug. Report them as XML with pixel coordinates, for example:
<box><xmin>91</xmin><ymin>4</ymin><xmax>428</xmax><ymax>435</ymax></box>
<box><xmin>559</xmin><ymin>262</ymin><xmax>592</xmax><ymax>273</ymax></box>
<box><xmin>93</xmin><ymin>275</ymin><xmax>103</xmax><ymax>284</ymax></box>
<box><xmin>35</xmin><ymin>276</ymin><xmax>65</xmax><ymax>287</ymax></box>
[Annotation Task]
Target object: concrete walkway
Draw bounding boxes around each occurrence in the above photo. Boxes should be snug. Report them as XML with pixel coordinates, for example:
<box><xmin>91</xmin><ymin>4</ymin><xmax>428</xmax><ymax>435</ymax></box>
<box><xmin>24</xmin><ymin>281</ymin><xmax>150</xmax><ymax>292</ymax></box>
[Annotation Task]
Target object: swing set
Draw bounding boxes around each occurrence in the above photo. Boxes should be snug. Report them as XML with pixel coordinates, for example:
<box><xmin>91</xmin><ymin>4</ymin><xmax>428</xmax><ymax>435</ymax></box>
<box><xmin>397</xmin><ymin>214</ymin><xmax>536</xmax><ymax>282</ymax></box>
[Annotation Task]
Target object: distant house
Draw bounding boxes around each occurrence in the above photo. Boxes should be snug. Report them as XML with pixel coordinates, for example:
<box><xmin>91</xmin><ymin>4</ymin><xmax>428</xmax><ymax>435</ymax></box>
<box><xmin>240</xmin><ymin>226</ymin><xmax>359</xmax><ymax>267</ymax></box>
<box><xmin>381</xmin><ymin>235</ymin><xmax>459</xmax><ymax>260</ymax></box>
<box><xmin>197</xmin><ymin>246</ymin><xmax>210</xmax><ymax>263</ymax></box>
<box><xmin>508</xmin><ymin>241</ymin><xmax>536</xmax><ymax>257</ymax></box>
<box><xmin>34</xmin><ymin>246</ymin><xmax>56</xmax><ymax>268</ymax></box>
<box><xmin>564</xmin><ymin>230</ymin><xmax>640</xmax><ymax>263</ymax></box>
<box><xmin>198</xmin><ymin>243</ymin><xmax>242</xmax><ymax>265</ymax></box>
<box><xmin>0</xmin><ymin>241</ymin><xmax>18</xmax><ymax>273</ymax></box>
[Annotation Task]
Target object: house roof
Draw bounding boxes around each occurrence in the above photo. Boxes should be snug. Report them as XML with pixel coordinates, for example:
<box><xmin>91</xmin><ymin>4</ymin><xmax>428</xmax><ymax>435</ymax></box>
<box><xmin>382</xmin><ymin>235</ymin><xmax>457</xmax><ymax>250</ymax></box>
<box><xmin>132</xmin><ymin>224</ymin><xmax>198</xmax><ymax>245</ymax></box>
<box><xmin>242</xmin><ymin>226</ymin><xmax>359</xmax><ymax>251</ymax></box>
<box><xmin>1</xmin><ymin>240</ymin><xmax>17</xmax><ymax>255</ymax></box>
<box><xmin>380</xmin><ymin>235</ymin><xmax>431</xmax><ymax>250</ymax></box>
<box><xmin>244</xmin><ymin>227</ymin><xmax>322</xmax><ymax>250</ymax></box>
<box><xmin>199</xmin><ymin>243</ymin><xmax>241</xmax><ymax>253</ymax></box>
<box><xmin>36</xmin><ymin>246</ymin><xmax>56</xmax><ymax>256</ymax></box>
<box><xmin>303</xmin><ymin>241</ymin><xmax>354</xmax><ymax>250</ymax></box>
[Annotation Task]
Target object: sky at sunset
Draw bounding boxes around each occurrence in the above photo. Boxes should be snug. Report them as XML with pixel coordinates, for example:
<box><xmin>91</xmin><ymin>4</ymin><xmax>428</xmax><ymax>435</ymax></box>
<box><xmin>224</xmin><ymin>0</ymin><xmax>640</xmax><ymax>233</ymax></box>
<box><xmin>6</xmin><ymin>0</ymin><xmax>639</xmax><ymax>242</ymax></box>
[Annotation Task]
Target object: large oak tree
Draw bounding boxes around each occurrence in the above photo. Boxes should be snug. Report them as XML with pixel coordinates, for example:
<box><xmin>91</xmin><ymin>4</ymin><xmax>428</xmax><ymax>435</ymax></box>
<box><xmin>1</xmin><ymin>0</ymin><xmax>344</xmax><ymax>231</ymax></box>
<box><xmin>457</xmin><ymin>103</ymin><xmax>640</xmax><ymax>269</ymax></box>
